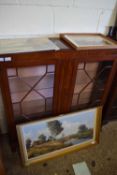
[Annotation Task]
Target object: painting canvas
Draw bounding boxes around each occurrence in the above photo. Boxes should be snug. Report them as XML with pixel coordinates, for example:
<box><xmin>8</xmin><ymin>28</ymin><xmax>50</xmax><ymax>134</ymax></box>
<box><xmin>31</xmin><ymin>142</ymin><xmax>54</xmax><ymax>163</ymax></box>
<box><xmin>17</xmin><ymin>107</ymin><xmax>102</xmax><ymax>166</ymax></box>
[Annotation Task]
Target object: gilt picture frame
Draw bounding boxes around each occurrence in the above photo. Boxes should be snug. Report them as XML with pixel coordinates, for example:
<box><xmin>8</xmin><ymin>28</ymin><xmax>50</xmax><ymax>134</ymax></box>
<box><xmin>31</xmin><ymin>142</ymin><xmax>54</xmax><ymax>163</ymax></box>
<box><xmin>16</xmin><ymin>106</ymin><xmax>102</xmax><ymax>166</ymax></box>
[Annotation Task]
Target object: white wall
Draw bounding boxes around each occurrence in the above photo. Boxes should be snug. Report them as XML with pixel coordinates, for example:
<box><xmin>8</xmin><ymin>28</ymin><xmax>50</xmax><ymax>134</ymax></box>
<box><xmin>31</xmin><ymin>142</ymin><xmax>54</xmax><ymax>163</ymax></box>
<box><xmin>0</xmin><ymin>0</ymin><xmax>116</xmax><ymax>38</ymax></box>
<box><xmin>0</xmin><ymin>0</ymin><xmax>117</xmax><ymax>133</ymax></box>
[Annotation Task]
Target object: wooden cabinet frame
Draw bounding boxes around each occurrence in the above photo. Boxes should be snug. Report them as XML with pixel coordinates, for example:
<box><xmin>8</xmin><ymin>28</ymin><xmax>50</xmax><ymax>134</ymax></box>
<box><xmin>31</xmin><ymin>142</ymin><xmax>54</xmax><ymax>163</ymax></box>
<box><xmin>0</xmin><ymin>34</ymin><xmax>117</xmax><ymax>148</ymax></box>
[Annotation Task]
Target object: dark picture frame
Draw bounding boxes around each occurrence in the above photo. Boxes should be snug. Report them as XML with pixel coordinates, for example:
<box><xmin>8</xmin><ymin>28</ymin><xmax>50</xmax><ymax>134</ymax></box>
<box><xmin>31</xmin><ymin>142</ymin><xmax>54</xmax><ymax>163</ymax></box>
<box><xmin>60</xmin><ymin>33</ymin><xmax>117</xmax><ymax>49</ymax></box>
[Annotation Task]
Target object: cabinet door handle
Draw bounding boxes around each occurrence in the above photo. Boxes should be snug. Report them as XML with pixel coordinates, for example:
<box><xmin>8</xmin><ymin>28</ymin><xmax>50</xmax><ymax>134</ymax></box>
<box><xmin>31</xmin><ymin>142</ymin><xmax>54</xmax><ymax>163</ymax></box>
<box><xmin>5</xmin><ymin>57</ymin><xmax>12</xmax><ymax>62</ymax></box>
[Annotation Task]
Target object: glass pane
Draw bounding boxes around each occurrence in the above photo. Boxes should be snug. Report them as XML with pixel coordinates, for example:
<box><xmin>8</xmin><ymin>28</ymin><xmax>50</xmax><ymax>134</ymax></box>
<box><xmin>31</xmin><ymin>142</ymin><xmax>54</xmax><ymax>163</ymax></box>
<box><xmin>47</xmin><ymin>65</ymin><xmax>55</xmax><ymax>73</ymax></box>
<box><xmin>7</xmin><ymin>65</ymin><xmax>55</xmax><ymax>123</ymax></box>
<box><xmin>72</xmin><ymin>94</ymin><xmax>78</xmax><ymax>107</ymax></box>
<box><xmin>7</xmin><ymin>68</ymin><xmax>16</xmax><ymax>77</ymax></box>
<box><xmin>13</xmin><ymin>103</ymin><xmax>21</xmax><ymax>117</ymax></box>
<box><xmin>20</xmin><ymin>89</ymin><xmax>45</xmax><ymax>115</ymax></box>
<box><xmin>85</xmin><ymin>63</ymin><xmax>99</xmax><ymax>78</ymax></box>
<box><xmin>20</xmin><ymin>76</ymin><xmax>41</xmax><ymax>87</ymax></box>
<box><xmin>46</xmin><ymin>98</ymin><xmax>53</xmax><ymax>112</ymax></box>
<box><xmin>71</xmin><ymin>61</ymin><xmax>112</xmax><ymax>111</ymax></box>
<box><xmin>35</xmin><ymin>73</ymin><xmax>54</xmax><ymax>90</ymax></box>
<box><xmin>18</xmin><ymin>66</ymin><xmax>46</xmax><ymax>77</ymax></box>
<box><xmin>9</xmin><ymin>77</ymin><xmax>30</xmax><ymax>93</ymax></box>
<box><xmin>39</xmin><ymin>88</ymin><xmax>53</xmax><ymax>98</ymax></box>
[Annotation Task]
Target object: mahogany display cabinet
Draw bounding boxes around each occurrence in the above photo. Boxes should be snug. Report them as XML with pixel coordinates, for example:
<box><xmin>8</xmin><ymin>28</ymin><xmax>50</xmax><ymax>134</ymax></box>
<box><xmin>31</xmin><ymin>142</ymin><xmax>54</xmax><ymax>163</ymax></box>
<box><xmin>0</xmin><ymin>33</ymin><xmax>117</xmax><ymax>148</ymax></box>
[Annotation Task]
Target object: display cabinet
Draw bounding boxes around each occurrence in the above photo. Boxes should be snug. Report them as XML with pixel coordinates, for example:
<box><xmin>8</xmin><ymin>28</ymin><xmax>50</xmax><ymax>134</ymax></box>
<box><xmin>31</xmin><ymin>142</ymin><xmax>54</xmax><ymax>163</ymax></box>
<box><xmin>0</xmin><ymin>33</ymin><xmax>117</xmax><ymax>148</ymax></box>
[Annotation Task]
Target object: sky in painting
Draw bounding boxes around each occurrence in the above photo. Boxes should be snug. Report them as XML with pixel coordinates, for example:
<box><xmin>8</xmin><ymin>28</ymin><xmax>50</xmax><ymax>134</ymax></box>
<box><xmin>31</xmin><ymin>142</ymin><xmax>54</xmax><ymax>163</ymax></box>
<box><xmin>22</xmin><ymin>109</ymin><xmax>95</xmax><ymax>142</ymax></box>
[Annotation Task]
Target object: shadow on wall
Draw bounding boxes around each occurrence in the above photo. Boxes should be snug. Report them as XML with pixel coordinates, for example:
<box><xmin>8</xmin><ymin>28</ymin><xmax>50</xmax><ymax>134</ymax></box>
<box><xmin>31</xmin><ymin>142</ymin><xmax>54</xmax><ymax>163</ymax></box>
<box><xmin>106</xmin><ymin>1</ymin><xmax>117</xmax><ymax>37</ymax></box>
<box><xmin>108</xmin><ymin>2</ymin><xmax>117</xmax><ymax>40</ymax></box>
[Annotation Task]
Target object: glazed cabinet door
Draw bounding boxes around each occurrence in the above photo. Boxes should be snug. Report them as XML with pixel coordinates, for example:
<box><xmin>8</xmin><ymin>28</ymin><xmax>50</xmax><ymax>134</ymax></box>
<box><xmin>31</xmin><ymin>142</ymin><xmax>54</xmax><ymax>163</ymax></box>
<box><xmin>70</xmin><ymin>60</ymin><xmax>116</xmax><ymax>112</ymax></box>
<box><xmin>7</xmin><ymin>64</ymin><xmax>56</xmax><ymax>123</ymax></box>
<box><xmin>0</xmin><ymin>57</ymin><xmax>61</xmax><ymax>145</ymax></box>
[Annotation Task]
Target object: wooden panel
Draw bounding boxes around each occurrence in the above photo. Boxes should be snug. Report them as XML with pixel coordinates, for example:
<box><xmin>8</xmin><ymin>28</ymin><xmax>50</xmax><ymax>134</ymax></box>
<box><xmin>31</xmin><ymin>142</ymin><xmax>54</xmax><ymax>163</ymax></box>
<box><xmin>0</xmin><ymin>68</ymin><xmax>16</xmax><ymax>144</ymax></box>
<box><xmin>58</xmin><ymin>59</ymin><xmax>78</xmax><ymax>114</ymax></box>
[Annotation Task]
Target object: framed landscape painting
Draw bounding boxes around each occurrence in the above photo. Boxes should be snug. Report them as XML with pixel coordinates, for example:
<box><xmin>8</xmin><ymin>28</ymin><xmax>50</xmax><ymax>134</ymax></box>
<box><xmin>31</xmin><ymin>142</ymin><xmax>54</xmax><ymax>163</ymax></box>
<box><xmin>60</xmin><ymin>33</ymin><xmax>117</xmax><ymax>49</ymax></box>
<box><xmin>16</xmin><ymin>106</ymin><xmax>102</xmax><ymax>166</ymax></box>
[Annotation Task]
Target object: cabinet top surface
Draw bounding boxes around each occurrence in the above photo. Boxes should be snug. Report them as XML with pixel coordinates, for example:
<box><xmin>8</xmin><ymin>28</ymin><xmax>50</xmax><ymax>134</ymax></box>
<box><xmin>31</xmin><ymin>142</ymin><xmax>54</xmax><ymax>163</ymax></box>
<box><xmin>0</xmin><ymin>33</ymin><xmax>117</xmax><ymax>55</ymax></box>
<box><xmin>0</xmin><ymin>37</ymin><xmax>60</xmax><ymax>55</ymax></box>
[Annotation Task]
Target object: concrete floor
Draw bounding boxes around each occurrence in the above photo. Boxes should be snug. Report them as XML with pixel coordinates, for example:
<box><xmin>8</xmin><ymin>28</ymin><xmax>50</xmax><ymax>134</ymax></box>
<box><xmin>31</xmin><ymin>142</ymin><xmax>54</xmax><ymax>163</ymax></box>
<box><xmin>2</xmin><ymin>121</ymin><xmax>117</xmax><ymax>175</ymax></box>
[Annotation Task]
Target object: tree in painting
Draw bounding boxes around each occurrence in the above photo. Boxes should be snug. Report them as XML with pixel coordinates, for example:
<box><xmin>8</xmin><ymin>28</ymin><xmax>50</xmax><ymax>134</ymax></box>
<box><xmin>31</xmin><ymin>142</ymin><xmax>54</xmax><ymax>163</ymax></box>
<box><xmin>47</xmin><ymin>120</ymin><xmax>63</xmax><ymax>137</ymax></box>
<box><xmin>38</xmin><ymin>134</ymin><xmax>46</xmax><ymax>143</ymax></box>
<box><xmin>26</xmin><ymin>138</ymin><xmax>32</xmax><ymax>149</ymax></box>
<box><xmin>77</xmin><ymin>124</ymin><xmax>93</xmax><ymax>139</ymax></box>
<box><xmin>79</xmin><ymin>124</ymin><xmax>88</xmax><ymax>132</ymax></box>
<box><xmin>48</xmin><ymin>136</ymin><xmax>55</xmax><ymax>141</ymax></box>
